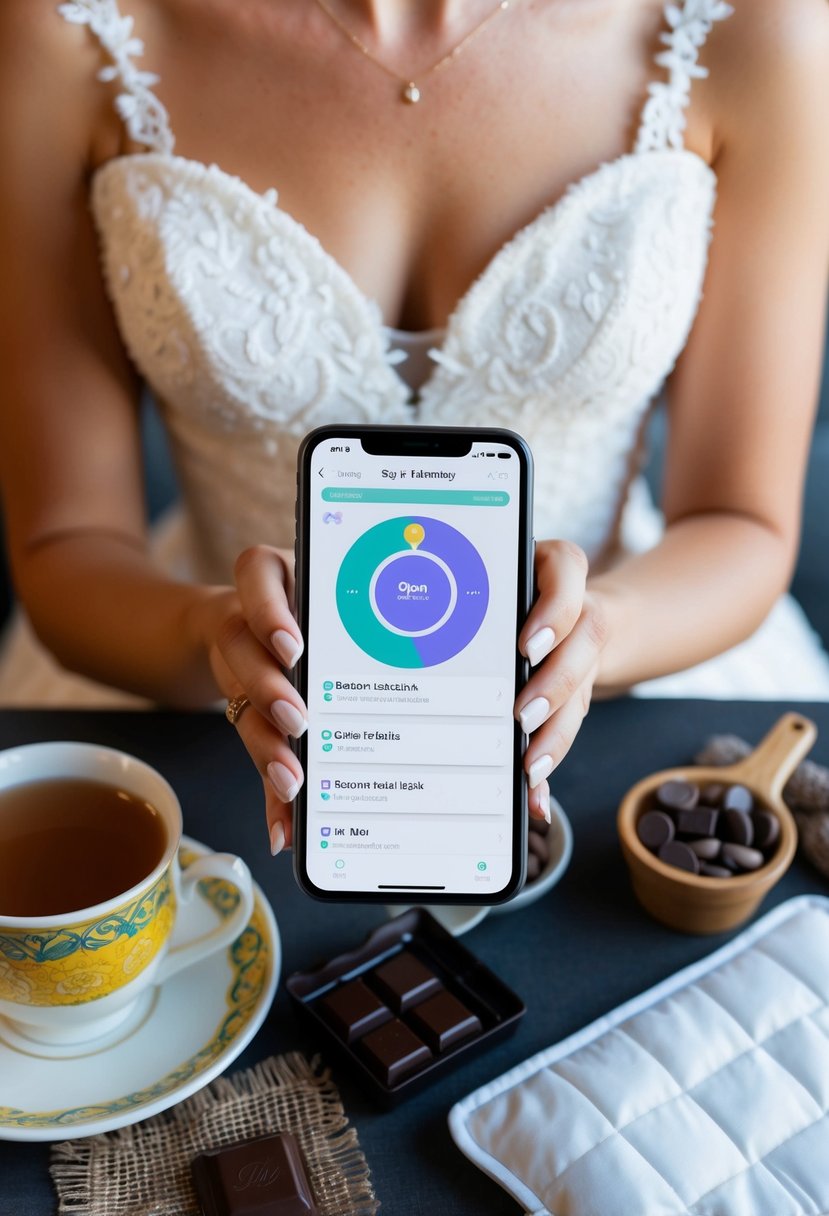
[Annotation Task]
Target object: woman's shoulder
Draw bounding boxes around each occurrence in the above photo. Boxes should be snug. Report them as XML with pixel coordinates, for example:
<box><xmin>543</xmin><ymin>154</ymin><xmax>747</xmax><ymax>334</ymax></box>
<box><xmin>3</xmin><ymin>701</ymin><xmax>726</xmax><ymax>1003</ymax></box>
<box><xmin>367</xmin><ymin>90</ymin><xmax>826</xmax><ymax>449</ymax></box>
<box><xmin>694</xmin><ymin>0</ymin><xmax>828</xmax><ymax>167</ymax></box>
<box><xmin>706</xmin><ymin>0</ymin><xmax>829</xmax><ymax>117</ymax></box>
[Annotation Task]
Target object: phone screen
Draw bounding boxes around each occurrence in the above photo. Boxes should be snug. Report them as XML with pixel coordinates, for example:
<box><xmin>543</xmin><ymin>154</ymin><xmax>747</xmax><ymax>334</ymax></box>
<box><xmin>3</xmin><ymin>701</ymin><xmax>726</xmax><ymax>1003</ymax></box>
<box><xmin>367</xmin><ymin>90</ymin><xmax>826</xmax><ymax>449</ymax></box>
<box><xmin>296</xmin><ymin>429</ymin><xmax>531</xmax><ymax>900</ymax></box>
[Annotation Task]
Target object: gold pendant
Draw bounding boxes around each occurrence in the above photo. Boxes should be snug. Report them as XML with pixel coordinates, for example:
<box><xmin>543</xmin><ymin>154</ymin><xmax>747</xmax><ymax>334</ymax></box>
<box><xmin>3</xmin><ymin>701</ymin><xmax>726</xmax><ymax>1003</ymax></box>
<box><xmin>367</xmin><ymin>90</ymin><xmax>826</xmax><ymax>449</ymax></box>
<box><xmin>401</xmin><ymin>81</ymin><xmax>421</xmax><ymax>104</ymax></box>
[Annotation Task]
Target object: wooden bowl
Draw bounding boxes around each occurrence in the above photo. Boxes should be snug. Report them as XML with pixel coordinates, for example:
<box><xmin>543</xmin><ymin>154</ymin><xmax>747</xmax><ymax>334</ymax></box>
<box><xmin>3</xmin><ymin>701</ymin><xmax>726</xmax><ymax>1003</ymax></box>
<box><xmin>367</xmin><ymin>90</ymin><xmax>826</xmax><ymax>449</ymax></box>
<box><xmin>617</xmin><ymin>712</ymin><xmax>816</xmax><ymax>934</ymax></box>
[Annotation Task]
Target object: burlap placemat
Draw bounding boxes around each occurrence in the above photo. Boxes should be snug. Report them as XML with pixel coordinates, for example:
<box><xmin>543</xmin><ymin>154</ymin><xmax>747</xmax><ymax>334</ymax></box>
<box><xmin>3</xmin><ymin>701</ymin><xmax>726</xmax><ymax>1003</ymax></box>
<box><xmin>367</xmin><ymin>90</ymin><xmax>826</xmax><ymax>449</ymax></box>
<box><xmin>696</xmin><ymin>734</ymin><xmax>829</xmax><ymax>880</ymax></box>
<box><xmin>50</xmin><ymin>1053</ymin><xmax>379</xmax><ymax>1216</ymax></box>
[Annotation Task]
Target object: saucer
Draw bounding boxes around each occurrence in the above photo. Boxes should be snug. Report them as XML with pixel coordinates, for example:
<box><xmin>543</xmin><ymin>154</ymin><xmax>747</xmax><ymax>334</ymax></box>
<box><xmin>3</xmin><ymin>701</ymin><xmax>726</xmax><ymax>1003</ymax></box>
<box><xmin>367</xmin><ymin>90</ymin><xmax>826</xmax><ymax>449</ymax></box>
<box><xmin>490</xmin><ymin>795</ymin><xmax>573</xmax><ymax>915</ymax></box>
<box><xmin>386</xmin><ymin>799</ymin><xmax>573</xmax><ymax>936</ymax></box>
<box><xmin>0</xmin><ymin>837</ymin><xmax>280</xmax><ymax>1141</ymax></box>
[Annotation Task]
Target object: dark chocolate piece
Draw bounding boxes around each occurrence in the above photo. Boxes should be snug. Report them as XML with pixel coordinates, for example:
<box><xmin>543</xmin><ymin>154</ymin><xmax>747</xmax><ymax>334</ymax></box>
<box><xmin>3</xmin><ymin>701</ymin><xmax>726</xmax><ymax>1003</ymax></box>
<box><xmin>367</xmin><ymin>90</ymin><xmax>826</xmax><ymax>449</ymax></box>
<box><xmin>752</xmin><ymin>809</ymin><xmax>780</xmax><ymax>851</ymax></box>
<box><xmin>360</xmin><ymin>1017</ymin><xmax>432</xmax><ymax>1084</ymax></box>
<box><xmin>701</xmin><ymin>863</ymin><xmax>733</xmax><ymax>878</ymax></box>
<box><xmin>372</xmin><ymin>951</ymin><xmax>442</xmax><ymax>1012</ymax></box>
<box><xmin>722</xmin><ymin>784</ymin><xmax>754</xmax><ymax>814</ymax></box>
<box><xmin>687</xmin><ymin>837</ymin><xmax>721</xmax><ymax>861</ymax></box>
<box><xmin>317</xmin><ymin>978</ymin><xmax>391</xmax><ymax>1043</ymax></box>
<box><xmin>637</xmin><ymin>810</ymin><xmax>675</xmax><ymax>849</ymax></box>
<box><xmin>657</xmin><ymin>840</ymin><xmax>700</xmax><ymax>874</ymax></box>
<box><xmin>528</xmin><ymin>830</ymin><xmax>550</xmax><ymax>865</ymax></box>
<box><xmin>720</xmin><ymin>809</ymin><xmax>754</xmax><ymax>846</ymax></box>
<box><xmin>409</xmin><ymin>989</ymin><xmax>482</xmax><ymax>1053</ymax></box>
<box><xmin>656</xmin><ymin>780</ymin><xmax>699</xmax><ymax>812</ymax></box>
<box><xmin>676</xmin><ymin>806</ymin><xmax>719</xmax><ymax>838</ymax></box>
<box><xmin>526</xmin><ymin>852</ymin><xmax>542</xmax><ymax>882</ymax></box>
<box><xmin>720</xmin><ymin>842</ymin><xmax>765</xmax><ymax>871</ymax></box>
<box><xmin>700</xmin><ymin>783</ymin><xmax>726</xmax><ymax>807</ymax></box>
<box><xmin>191</xmin><ymin>1132</ymin><xmax>317</xmax><ymax>1216</ymax></box>
<box><xmin>529</xmin><ymin>816</ymin><xmax>550</xmax><ymax>837</ymax></box>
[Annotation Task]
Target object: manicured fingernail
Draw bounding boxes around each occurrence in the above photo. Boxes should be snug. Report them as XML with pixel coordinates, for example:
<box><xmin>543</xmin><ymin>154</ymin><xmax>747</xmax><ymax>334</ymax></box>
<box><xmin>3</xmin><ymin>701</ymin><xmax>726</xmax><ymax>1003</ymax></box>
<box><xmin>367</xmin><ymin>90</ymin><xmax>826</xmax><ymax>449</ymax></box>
<box><xmin>528</xmin><ymin>754</ymin><xmax>554</xmax><ymax>789</ymax></box>
<box><xmin>271</xmin><ymin>629</ymin><xmax>303</xmax><ymax>668</ymax></box>
<box><xmin>536</xmin><ymin>781</ymin><xmax>552</xmax><ymax>824</ymax></box>
<box><xmin>271</xmin><ymin>699</ymin><xmax>308</xmax><ymax>738</ymax></box>
<box><xmin>519</xmin><ymin>696</ymin><xmax>550</xmax><ymax>734</ymax></box>
<box><xmin>267</xmin><ymin>761</ymin><xmax>302</xmax><ymax>803</ymax></box>
<box><xmin>525</xmin><ymin>627</ymin><xmax>555</xmax><ymax>667</ymax></box>
<box><xmin>269</xmin><ymin>821</ymin><xmax>285</xmax><ymax>857</ymax></box>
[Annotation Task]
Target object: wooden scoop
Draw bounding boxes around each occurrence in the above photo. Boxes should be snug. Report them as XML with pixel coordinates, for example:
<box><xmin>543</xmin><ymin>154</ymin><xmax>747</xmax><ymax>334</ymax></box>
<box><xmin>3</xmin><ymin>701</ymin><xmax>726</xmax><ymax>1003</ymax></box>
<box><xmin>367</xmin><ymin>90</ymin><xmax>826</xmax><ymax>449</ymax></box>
<box><xmin>617</xmin><ymin>713</ymin><xmax>817</xmax><ymax>934</ymax></box>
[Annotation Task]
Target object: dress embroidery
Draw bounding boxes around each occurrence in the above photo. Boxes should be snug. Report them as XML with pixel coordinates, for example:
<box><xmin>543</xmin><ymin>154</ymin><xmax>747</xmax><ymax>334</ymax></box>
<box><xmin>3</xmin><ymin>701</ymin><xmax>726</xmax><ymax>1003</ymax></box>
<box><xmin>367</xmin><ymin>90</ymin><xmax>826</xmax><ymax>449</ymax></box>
<box><xmin>57</xmin><ymin>0</ymin><xmax>732</xmax><ymax>583</ymax></box>
<box><xmin>57</xmin><ymin>0</ymin><xmax>174</xmax><ymax>153</ymax></box>
<box><xmin>635</xmin><ymin>0</ymin><xmax>735</xmax><ymax>153</ymax></box>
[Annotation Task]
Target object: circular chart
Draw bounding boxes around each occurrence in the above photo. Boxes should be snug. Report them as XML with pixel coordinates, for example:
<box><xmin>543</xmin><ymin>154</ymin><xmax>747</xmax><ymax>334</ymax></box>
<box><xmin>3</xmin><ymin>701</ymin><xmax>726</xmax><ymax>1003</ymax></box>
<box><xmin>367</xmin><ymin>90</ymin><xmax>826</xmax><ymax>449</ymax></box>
<box><xmin>336</xmin><ymin>516</ymin><xmax>489</xmax><ymax>667</ymax></box>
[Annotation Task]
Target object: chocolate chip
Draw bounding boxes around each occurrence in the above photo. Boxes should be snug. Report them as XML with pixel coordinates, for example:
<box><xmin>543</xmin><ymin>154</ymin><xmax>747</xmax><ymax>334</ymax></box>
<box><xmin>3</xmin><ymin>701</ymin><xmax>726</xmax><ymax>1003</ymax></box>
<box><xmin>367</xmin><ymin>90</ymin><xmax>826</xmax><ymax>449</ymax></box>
<box><xmin>700</xmin><ymin>864</ymin><xmax>733</xmax><ymax>878</ymax></box>
<box><xmin>752</xmin><ymin>810</ymin><xmax>780</xmax><ymax>850</ymax></box>
<box><xmin>657</xmin><ymin>840</ymin><xmax>701</xmax><ymax>874</ymax></box>
<box><xmin>720</xmin><ymin>842</ymin><xmax>765</xmax><ymax>871</ymax></box>
<box><xmin>528</xmin><ymin>830</ymin><xmax>550</xmax><ymax>865</ymax></box>
<box><xmin>700</xmin><ymin>783</ymin><xmax>726</xmax><ymax>807</ymax></box>
<box><xmin>687</xmin><ymin>837</ymin><xmax>721</xmax><ymax>861</ymax></box>
<box><xmin>656</xmin><ymin>780</ymin><xmax>699</xmax><ymax>811</ymax></box>
<box><xmin>720</xmin><ymin>810</ymin><xmax>754</xmax><ymax>846</ymax></box>
<box><xmin>637</xmin><ymin>810</ymin><xmax>675</xmax><ymax>849</ymax></box>
<box><xmin>528</xmin><ymin>816</ymin><xmax>551</xmax><ymax>837</ymax></box>
<box><xmin>722</xmin><ymin>784</ymin><xmax>754</xmax><ymax>814</ymax></box>
<box><xmin>676</xmin><ymin>806</ymin><xmax>719</xmax><ymax>838</ymax></box>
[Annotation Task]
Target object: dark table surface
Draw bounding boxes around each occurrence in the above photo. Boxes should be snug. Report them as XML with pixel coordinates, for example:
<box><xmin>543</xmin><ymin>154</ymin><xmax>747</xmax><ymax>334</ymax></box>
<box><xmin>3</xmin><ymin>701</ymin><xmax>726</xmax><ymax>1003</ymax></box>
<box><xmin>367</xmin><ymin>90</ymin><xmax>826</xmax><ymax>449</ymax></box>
<box><xmin>1</xmin><ymin>700</ymin><xmax>827</xmax><ymax>1216</ymax></box>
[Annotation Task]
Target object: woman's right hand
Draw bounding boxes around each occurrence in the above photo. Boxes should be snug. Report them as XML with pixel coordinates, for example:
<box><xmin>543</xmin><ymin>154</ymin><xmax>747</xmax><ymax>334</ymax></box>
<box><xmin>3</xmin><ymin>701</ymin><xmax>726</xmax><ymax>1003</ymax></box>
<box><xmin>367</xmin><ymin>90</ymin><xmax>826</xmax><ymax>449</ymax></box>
<box><xmin>191</xmin><ymin>545</ymin><xmax>307</xmax><ymax>857</ymax></box>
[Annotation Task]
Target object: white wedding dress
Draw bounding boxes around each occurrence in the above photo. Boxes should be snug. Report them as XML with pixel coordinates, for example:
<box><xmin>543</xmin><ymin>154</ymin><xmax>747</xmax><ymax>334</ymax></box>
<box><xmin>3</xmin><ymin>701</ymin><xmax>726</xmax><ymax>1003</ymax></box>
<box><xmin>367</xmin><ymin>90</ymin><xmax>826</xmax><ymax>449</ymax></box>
<box><xmin>1</xmin><ymin>0</ymin><xmax>828</xmax><ymax>705</ymax></box>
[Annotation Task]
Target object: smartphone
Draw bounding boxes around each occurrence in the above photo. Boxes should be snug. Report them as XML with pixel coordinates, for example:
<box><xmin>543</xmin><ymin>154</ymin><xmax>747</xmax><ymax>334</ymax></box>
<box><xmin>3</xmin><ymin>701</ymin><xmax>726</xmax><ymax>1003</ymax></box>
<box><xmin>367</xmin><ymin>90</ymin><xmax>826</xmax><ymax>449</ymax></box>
<box><xmin>293</xmin><ymin>425</ymin><xmax>534</xmax><ymax>903</ymax></box>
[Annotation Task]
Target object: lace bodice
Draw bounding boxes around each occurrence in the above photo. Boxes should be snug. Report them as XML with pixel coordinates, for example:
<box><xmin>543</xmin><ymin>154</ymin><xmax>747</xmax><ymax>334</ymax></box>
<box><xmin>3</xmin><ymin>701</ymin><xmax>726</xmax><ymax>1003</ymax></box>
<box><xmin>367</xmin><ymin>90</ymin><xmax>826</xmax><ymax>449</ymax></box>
<box><xmin>59</xmin><ymin>0</ymin><xmax>733</xmax><ymax>584</ymax></box>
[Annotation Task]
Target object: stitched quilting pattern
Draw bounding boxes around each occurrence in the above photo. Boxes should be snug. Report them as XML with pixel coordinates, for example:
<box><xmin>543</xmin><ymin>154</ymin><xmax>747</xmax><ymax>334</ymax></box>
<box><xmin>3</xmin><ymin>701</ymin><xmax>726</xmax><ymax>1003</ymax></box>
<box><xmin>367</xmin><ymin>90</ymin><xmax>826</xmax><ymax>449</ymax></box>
<box><xmin>453</xmin><ymin>898</ymin><xmax>829</xmax><ymax>1216</ymax></box>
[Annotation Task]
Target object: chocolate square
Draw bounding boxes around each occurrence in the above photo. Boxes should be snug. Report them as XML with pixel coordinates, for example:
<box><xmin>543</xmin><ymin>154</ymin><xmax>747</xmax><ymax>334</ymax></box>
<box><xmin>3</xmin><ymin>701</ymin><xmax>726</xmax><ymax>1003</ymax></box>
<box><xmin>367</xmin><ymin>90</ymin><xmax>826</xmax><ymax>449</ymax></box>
<box><xmin>317</xmin><ymin>978</ymin><xmax>392</xmax><ymax>1043</ymax></box>
<box><xmin>359</xmin><ymin>1017</ymin><xmax>432</xmax><ymax>1085</ymax></box>
<box><xmin>371</xmin><ymin>950</ymin><xmax>442</xmax><ymax>1012</ymax></box>
<box><xmin>408</xmin><ymin>989</ymin><xmax>482</xmax><ymax>1053</ymax></box>
<box><xmin>675</xmin><ymin>806</ymin><xmax>719</xmax><ymax>838</ymax></box>
<box><xmin>191</xmin><ymin>1131</ymin><xmax>317</xmax><ymax>1216</ymax></box>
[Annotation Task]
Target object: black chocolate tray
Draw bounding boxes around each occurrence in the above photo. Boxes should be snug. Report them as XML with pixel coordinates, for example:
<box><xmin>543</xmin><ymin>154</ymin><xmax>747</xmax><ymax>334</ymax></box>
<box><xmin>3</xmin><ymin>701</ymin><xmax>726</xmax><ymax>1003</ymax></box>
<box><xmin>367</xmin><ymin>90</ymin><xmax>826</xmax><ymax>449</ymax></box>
<box><xmin>287</xmin><ymin>908</ymin><xmax>525</xmax><ymax>1107</ymax></box>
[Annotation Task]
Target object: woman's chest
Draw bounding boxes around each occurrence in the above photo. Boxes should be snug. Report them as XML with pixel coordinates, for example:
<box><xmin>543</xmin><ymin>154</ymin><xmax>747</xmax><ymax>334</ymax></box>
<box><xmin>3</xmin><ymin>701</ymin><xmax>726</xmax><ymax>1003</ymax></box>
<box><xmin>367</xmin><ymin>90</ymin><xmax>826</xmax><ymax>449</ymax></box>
<box><xmin>104</xmin><ymin>0</ymin><xmax>673</xmax><ymax>330</ymax></box>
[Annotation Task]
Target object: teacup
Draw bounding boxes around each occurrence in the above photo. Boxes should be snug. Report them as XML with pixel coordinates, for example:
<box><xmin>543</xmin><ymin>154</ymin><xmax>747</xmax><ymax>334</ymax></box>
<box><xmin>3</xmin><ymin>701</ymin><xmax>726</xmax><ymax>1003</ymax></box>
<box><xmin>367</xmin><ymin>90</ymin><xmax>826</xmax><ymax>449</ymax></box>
<box><xmin>0</xmin><ymin>741</ymin><xmax>254</xmax><ymax>1047</ymax></box>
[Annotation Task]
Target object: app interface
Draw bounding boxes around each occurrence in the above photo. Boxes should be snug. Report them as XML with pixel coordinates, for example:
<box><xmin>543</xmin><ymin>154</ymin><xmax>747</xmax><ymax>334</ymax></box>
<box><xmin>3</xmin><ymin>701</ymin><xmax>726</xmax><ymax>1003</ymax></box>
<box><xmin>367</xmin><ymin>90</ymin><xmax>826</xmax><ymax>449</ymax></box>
<box><xmin>304</xmin><ymin>438</ymin><xmax>523</xmax><ymax>895</ymax></box>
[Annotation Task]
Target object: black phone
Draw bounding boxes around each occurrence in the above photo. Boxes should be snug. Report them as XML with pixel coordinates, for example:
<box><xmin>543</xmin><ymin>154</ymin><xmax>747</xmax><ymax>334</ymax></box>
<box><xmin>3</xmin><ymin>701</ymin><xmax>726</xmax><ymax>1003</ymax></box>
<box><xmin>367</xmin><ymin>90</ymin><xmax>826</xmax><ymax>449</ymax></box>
<box><xmin>293</xmin><ymin>425</ymin><xmax>534</xmax><ymax>903</ymax></box>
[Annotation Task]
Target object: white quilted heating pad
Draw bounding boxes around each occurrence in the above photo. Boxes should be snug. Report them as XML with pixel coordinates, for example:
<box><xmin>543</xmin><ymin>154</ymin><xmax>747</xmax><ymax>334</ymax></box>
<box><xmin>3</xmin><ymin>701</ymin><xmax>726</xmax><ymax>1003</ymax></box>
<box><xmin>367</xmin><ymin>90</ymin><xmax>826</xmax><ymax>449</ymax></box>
<box><xmin>449</xmin><ymin>896</ymin><xmax>829</xmax><ymax>1216</ymax></box>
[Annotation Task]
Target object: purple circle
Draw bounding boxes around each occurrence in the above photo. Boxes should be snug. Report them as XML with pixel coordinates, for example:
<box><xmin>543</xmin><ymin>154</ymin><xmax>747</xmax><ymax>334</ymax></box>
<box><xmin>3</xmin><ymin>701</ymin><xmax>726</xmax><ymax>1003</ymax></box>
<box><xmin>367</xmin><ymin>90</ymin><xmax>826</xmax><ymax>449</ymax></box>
<box><xmin>373</xmin><ymin>554</ymin><xmax>453</xmax><ymax>634</ymax></box>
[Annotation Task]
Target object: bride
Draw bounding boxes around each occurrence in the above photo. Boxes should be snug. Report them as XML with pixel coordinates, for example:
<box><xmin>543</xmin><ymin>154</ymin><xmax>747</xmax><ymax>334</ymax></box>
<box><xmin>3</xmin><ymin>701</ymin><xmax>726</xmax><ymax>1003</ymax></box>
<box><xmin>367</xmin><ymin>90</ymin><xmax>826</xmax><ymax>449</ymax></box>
<box><xmin>0</xmin><ymin>0</ymin><xmax>827</xmax><ymax>853</ymax></box>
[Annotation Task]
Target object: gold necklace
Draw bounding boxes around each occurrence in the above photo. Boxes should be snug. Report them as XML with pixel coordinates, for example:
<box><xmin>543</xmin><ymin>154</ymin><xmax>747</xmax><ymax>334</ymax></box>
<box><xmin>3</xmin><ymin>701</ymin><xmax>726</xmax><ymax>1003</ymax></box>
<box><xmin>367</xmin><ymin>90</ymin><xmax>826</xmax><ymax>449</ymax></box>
<box><xmin>313</xmin><ymin>0</ymin><xmax>513</xmax><ymax>104</ymax></box>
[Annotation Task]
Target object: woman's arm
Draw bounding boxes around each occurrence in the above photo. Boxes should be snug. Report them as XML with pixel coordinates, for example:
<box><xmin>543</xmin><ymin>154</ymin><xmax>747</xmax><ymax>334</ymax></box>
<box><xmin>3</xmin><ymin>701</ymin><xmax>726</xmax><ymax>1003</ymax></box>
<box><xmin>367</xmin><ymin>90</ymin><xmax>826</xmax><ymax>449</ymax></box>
<box><xmin>0</xmin><ymin>5</ymin><xmax>304</xmax><ymax>850</ymax></box>
<box><xmin>516</xmin><ymin>0</ymin><xmax>829</xmax><ymax>813</ymax></box>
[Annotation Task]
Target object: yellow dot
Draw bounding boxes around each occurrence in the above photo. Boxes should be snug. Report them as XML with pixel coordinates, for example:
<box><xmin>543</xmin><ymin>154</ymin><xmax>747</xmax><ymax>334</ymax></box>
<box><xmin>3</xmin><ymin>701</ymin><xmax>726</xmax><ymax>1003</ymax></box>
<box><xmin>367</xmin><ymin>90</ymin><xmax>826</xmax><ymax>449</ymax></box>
<box><xmin>404</xmin><ymin>522</ymin><xmax>425</xmax><ymax>549</ymax></box>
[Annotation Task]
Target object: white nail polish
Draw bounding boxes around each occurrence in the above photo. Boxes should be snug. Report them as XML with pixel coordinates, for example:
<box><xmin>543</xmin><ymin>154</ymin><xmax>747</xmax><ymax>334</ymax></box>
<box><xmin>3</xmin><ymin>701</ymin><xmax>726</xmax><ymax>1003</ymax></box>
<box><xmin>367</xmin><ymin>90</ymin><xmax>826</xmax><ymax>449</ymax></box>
<box><xmin>267</xmin><ymin>761</ymin><xmax>301</xmax><ymax>803</ymax></box>
<box><xmin>271</xmin><ymin>699</ymin><xmax>308</xmax><ymax>738</ymax></box>
<box><xmin>519</xmin><ymin>696</ymin><xmax>550</xmax><ymax>734</ymax></box>
<box><xmin>271</xmin><ymin>629</ymin><xmax>304</xmax><ymax>668</ymax></box>
<box><xmin>528</xmin><ymin>754</ymin><xmax>554</xmax><ymax>789</ymax></box>
<box><xmin>537</xmin><ymin>781</ymin><xmax>552</xmax><ymax>825</ymax></box>
<box><xmin>270</xmin><ymin>821</ymin><xmax>285</xmax><ymax>857</ymax></box>
<box><xmin>526</xmin><ymin>627</ymin><xmax>555</xmax><ymax>667</ymax></box>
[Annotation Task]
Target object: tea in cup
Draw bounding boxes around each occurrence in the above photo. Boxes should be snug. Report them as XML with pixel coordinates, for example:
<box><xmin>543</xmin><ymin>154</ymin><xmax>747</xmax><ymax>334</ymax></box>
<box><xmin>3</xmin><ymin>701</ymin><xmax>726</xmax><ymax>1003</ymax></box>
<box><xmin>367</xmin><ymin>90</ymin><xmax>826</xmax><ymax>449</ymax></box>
<box><xmin>0</xmin><ymin>741</ymin><xmax>254</xmax><ymax>1047</ymax></box>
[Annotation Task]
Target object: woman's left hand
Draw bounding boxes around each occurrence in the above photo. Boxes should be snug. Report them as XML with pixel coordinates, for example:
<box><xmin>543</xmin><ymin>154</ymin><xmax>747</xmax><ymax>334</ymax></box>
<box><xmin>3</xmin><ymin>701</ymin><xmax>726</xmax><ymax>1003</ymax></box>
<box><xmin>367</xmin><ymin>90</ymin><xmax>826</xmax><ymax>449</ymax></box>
<box><xmin>515</xmin><ymin>540</ymin><xmax>609</xmax><ymax>821</ymax></box>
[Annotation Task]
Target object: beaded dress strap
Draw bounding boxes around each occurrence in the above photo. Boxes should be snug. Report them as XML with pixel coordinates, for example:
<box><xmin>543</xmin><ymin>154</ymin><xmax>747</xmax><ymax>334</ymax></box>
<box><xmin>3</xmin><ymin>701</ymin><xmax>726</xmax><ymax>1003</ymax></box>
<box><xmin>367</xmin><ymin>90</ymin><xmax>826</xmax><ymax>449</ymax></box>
<box><xmin>57</xmin><ymin>0</ymin><xmax>174</xmax><ymax>154</ymax></box>
<box><xmin>635</xmin><ymin>0</ymin><xmax>734</xmax><ymax>154</ymax></box>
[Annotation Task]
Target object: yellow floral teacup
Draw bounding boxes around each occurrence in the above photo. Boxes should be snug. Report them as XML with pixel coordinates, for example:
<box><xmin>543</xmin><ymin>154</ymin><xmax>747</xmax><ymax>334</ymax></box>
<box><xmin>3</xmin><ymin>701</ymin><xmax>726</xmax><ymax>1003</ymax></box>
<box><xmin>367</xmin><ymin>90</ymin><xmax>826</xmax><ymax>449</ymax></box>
<box><xmin>0</xmin><ymin>741</ymin><xmax>254</xmax><ymax>1047</ymax></box>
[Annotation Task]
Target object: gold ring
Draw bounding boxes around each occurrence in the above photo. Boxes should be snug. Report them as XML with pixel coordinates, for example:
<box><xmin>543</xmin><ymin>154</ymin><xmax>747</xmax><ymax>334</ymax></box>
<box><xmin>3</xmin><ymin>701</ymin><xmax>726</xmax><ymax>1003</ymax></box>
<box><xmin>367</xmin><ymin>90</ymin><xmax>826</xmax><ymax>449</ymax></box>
<box><xmin>225</xmin><ymin>695</ymin><xmax>251</xmax><ymax>725</ymax></box>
